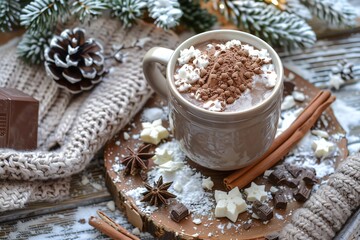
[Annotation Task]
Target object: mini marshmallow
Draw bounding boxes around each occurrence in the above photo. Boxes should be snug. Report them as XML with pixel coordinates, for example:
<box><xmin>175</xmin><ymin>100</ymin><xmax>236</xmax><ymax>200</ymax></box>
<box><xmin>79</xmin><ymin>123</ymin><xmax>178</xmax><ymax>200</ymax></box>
<box><xmin>292</xmin><ymin>91</ymin><xmax>305</xmax><ymax>102</ymax></box>
<box><xmin>281</xmin><ymin>95</ymin><xmax>296</xmax><ymax>110</ymax></box>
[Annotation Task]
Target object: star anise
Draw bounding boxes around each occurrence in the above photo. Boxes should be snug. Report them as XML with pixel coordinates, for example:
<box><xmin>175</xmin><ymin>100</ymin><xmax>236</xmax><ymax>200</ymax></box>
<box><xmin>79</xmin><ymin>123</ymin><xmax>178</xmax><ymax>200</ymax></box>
<box><xmin>141</xmin><ymin>176</ymin><xmax>176</xmax><ymax>206</ymax></box>
<box><xmin>121</xmin><ymin>144</ymin><xmax>154</xmax><ymax>176</ymax></box>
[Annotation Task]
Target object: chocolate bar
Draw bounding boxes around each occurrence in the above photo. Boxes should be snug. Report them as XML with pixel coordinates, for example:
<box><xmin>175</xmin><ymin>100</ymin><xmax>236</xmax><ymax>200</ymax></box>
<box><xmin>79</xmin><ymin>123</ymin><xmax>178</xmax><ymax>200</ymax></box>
<box><xmin>170</xmin><ymin>203</ymin><xmax>189</xmax><ymax>223</ymax></box>
<box><xmin>0</xmin><ymin>88</ymin><xmax>38</xmax><ymax>150</ymax></box>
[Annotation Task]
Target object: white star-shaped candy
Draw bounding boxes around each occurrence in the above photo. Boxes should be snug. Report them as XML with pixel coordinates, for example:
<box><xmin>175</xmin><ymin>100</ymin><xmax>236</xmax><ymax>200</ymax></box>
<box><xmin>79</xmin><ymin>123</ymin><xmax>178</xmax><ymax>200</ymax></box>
<box><xmin>202</xmin><ymin>177</ymin><xmax>214</xmax><ymax>190</ymax></box>
<box><xmin>152</xmin><ymin>148</ymin><xmax>173</xmax><ymax>165</ymax></box>
<box><xmin>312</xmin><ymin>138</ymin><xmax>335</xmax><ymax>158</ymax></box>
<box><xmin>329</xmin><ymin>74</ymin><xmax>345</xmax><ymax>90</ymax></box>
<box><xmin>214</xmin><ymin>187</ymin><xmax>247</xmax><ymax>222</ymax></box>
<box><xmin>140</xmin><ymin>119</ymin><xmax>169</xmax><ymax>145</ymax></box>
<box><xmin>244</xmin><ymin>182</ymin><xmax>268</xmax><ymax>202</ymax></box>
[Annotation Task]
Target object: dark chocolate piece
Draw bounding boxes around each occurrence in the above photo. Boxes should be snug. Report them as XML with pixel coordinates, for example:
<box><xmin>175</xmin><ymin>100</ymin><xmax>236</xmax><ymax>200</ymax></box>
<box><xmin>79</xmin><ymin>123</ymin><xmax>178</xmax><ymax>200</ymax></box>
<box><xmin>301</xmin><ymin>169</ymin><xmax>318</xmax><ymax>186</ymax></box>
<box><xmin>274</xmin><ymin>191</ymin><xmax>288</xmax><ymax>209</ymax></box>
<box><xmin>243</xmin><ymin>222</ymin><xmax>252</xmax><ymax>230</ymax></box>
<box><xmin>285</xmin><ymin>164</ymin><xmax>303</xmax><ymax>178</ymax></box>
<box><xmin>268</xmin><ymin>169</ymin><xmax>286</xmax><ymax>185</ymax></box>
<box><xmin>283</xmin><ymin>81</ymin><xmax>295</xmax><ymax>96</ymax></box>
<box><xmin>170</xmin><ymin>203</ymin><xmax>189</xmax><ymax>223</ymax></box>
<box><xmin>294</xmin><ymin>185</ymin><xmax>311</xmax><ymax>202</ymax></box>
<box><xmin>252</xmin><ymin>201</ymin><xmax>273</xmax><ymax>221</ymax></box>
<box><xmin>0</xmin><ymin>88</ymin><xmax>38</xmax><ymax>150</ymax></box>
<box><xmin>285</xmin><ymin>178</ymin><xmax>300</xmax><ymax>188</ymax></box>
<box><xmin>265</xmin><ymin>232</ymin><xmax>280</xmax><ymax>240</ymax></box>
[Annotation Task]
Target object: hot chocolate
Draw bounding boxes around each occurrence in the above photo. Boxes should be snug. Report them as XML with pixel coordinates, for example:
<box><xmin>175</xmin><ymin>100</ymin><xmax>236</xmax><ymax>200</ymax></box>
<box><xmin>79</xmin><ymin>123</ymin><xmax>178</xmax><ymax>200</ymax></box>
<box><xmin>174</xmin><ymin>40</ymin><xmax>277</xmax><ymax>112</ymax></box>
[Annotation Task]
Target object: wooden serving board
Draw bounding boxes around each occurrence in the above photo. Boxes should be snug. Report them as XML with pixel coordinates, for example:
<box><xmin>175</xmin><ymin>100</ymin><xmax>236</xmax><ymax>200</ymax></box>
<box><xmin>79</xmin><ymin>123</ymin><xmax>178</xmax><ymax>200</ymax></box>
<box><xmin>104</xmin><ymin>69</ymin><xmax>348</xmax><ymax>240</ymax></box>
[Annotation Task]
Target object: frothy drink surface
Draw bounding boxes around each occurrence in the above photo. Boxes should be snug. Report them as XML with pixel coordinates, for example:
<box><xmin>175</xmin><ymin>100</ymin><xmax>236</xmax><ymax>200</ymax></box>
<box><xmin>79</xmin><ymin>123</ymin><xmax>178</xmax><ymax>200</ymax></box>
<box><xmin>173</xmin><ymin>40</ymin><xmax>277</xmax><ymax>112</ymax></box>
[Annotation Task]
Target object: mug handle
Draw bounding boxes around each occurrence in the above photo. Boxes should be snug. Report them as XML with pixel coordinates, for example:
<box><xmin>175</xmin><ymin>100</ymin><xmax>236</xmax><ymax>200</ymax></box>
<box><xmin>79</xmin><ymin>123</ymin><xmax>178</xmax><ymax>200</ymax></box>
<box><xmin>143</xmin><ymin>47</ymin><xmax>174</xmax><ymax>98</ymax></box>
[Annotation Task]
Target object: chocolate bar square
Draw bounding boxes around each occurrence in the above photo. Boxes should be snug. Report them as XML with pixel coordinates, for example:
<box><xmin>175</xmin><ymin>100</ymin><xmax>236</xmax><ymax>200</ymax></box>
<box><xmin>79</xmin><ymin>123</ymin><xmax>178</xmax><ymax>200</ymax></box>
<box><xmin>0</xmin><ymin>88</ymin><xmax>38</xmax><ymax>150</ymax></box>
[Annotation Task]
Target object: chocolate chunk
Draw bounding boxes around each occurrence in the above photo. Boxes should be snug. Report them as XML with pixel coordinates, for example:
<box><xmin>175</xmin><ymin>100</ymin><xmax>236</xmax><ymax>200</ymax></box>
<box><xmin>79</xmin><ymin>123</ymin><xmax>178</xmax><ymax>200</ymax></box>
<box><xmin>285</xmin><ymin>178</ymin><xmax>300</xmax><ymax>188</ymax></box>
<box><xmin>170</xmin><ymin>203</ymin><xmax>189</xmax><ymax>223</ymax></box>
<box><xmin>200</xmin><ymin>69</ymin><xmax>207</xmax><ymax>77</ymax></box>
<box><xmin>218</xmin><ymin>58</ymin><xmax>224</xmax><ymax>64</ymax></box>
<box><xmin>265</xmin><ymin>232</ymin><xmax>279</xmax><ymax>240</ymax></box>
<box><xmin>243</xmin><ymin>222</ymin><xmax>252</xmax><ymax>230</ymax></box>
<box><xmin>227</xmin><ymin>97</ymin><xmax>235</xmax><ymax>104</ymax></box>
<box><xmin>214</xmin><ymin>62</ymin><xmax>220</xmax><ymax>69</ymax></box>
<box><xmin>284</xmin><ymin>164</ymin><xmax>303</xmax><ymax>178</ymax></box>
<box><xmin>221</xmin><ymin>73</ymin><xmax>228</xmax><ymax>80</ymax></box>
<box><xmin>293</xmin><ymin>185</ymin><xmax>311</xmax><ymax>202</ymax></box>
<box><xmin>239</xmin><ymin>84</ymin><xmax>247</xmax><ymax>92</ymax></box>
<box><xmin>244</xmin><ymin>72</ymin><xmax>253</xmax><ymax>79</ymax></box>
<box><xmin>252</xmin><ymin>201</ymin><xmax>273</xmax><ymax>221</ymax></box>
<box><xmin>274</xmin><ymin>191</ymin><xmax>287</xmax><ymax>209</ymax></box>
<box><xmin>0</xmin><ymin>88</ymin><xmax>39</xmax><ymax>150</ymax></box>
<box><xmin>268</xmin><ymin>169</ymin><xmax>286</xmax><ymax>185</ymax></box>
<box><xmin>301</xmin><ymin>169</ymin><xmax>318</xmax><ymax>186</ymax></box>
<box><xmin>283</xmin><ymin>81</ymin><xmax>295</xmax><ymax>96</ymax></box>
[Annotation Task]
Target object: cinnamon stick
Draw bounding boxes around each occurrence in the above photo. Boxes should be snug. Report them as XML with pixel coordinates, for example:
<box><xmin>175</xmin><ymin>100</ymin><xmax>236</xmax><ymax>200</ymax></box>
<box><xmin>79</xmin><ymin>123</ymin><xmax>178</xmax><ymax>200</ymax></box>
<box><xmin>89</xmin><ymin>210</ymin><xmax>140</xmax><ymax>240</ymax></box>
<box><xmin>224</xmin><ymin>90</ymin><xmax>335</xmax><ymax>190</ymax></box>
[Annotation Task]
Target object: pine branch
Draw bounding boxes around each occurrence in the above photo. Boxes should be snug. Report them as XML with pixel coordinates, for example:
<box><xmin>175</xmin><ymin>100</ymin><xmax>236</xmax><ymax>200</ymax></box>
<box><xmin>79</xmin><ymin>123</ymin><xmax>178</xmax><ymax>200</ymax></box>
<box><xmin>147</xmin><ymin>0</ymin><xmax>183</xmax><ymax>29</ymax></box>
<box><xmin>0</xmin><ymin>0</ymin><xmax>21</xmax><ymax>32</ymax></box>
<box><xmin>300</xmin><ymin>0</ymin><xmax>358</xmax><ymax>27</ymax></box>
<box><xmin>20</xmin><ymin>0</ymin><xmax>69</xmax><ymax>32</ymax></box>
<box><xmin>107</xmin><ymin>0</ymin><xmax>146</xmax><ymax>27</ymax></box>
<box><xmin>214</xmin><ymin>0</ymin><xmax>316</xmax><ymax>50</ymax></box>
<box><xmin>17</xmin><ymin>29</ymin><xmax>53</xmax><ymax>64</ymax></box>
<box><xmin>179</xmin><ymin>0</ymin><xmax>217</xmax><ymax>33</ymax></box>
<box><xmin>71</xmin><ymin>0</ymin><xmax>108</xmax><ymax>22</ymax></box>
<box><xmin>285</xmin><ymin>0</ymin><xmax>312</xmax><ymax>20</ymax></box>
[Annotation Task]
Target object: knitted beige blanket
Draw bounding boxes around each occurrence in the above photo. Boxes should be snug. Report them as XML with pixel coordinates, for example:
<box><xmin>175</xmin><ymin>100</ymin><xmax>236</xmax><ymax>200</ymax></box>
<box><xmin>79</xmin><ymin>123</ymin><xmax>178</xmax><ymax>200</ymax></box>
<box><xmin>0</xmin><ymin>18</ymin><xmax>178</xmax><ymax>211</ymax></box>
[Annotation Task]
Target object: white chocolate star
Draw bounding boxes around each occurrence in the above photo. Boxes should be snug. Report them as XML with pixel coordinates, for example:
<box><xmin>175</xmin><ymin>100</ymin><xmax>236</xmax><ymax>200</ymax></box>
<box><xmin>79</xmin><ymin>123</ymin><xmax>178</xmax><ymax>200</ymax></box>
<box><xmin>214</xmin><ymin>187</ymin><xmax>247</xmax><ymax>222</ymax></box>
<box><xmin>329</xmin><ymin>74</ymin><xmax>345</xmax><ymax>90</ymax></box>
<box><xmin>152</xmin><ymin>148</ymin><xmax>173</xmax><ymax>165</ymax></box>
<box><xmin>312</xmin><ymin>138</ymin><xmax>335</xmax><ymax>158</ymax></box>
<box><xmin>140</xmin><ymin>119</ymin><xmax>169</xmax><ymax>145</ymax></box>
<box><xmin>244</xmin><ymin>182</ymin><xmax>268</xmax><ymax>202</ymax></box>
<box><xmin>202</xmin><ymin>177</ymin><xmax>214</xmax><ymax>190</ymax></box>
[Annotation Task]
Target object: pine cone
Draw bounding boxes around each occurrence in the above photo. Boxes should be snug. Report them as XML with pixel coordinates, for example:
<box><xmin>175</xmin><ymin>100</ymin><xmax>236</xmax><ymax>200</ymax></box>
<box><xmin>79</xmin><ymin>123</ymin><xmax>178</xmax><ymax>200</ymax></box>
<box><xmin>44</xmin><ymin>28</ymin><xmax>105</xmax><ymax>94</ymax></box>
<box><xmin>332</xmin><ymin>60</ymin><xmax>354</xmax><ymax>81</ymax></box>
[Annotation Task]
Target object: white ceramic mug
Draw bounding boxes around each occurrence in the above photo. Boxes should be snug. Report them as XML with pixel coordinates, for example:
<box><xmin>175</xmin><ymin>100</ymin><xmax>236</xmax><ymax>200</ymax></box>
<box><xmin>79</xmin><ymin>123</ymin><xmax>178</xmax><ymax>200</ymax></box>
<box><xmin>143</xmin><ymin>30</ymin><xmax>283</xmax><ymax>171</ymax></box>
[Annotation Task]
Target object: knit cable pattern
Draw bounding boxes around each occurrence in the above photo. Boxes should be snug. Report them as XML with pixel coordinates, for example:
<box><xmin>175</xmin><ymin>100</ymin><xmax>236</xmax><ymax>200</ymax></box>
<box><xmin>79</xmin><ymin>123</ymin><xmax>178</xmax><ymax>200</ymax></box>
<box><xmin>280</xmin><ymin>154</ymin><xmax>360</xmax><ymax>240</ymax></box>
<box><xmin>0</xmin><ymin>18</ymin><xmax>178</xmax><ymax>211</ymax></box>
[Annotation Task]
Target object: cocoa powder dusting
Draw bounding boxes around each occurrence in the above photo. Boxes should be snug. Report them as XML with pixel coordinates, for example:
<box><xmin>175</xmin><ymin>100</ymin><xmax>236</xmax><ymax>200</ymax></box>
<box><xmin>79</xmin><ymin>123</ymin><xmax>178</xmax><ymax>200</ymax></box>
<box><xmin>188</xmin><ymin>46</ymin><xmax>265</xmax><ymax>105</ymax></box>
